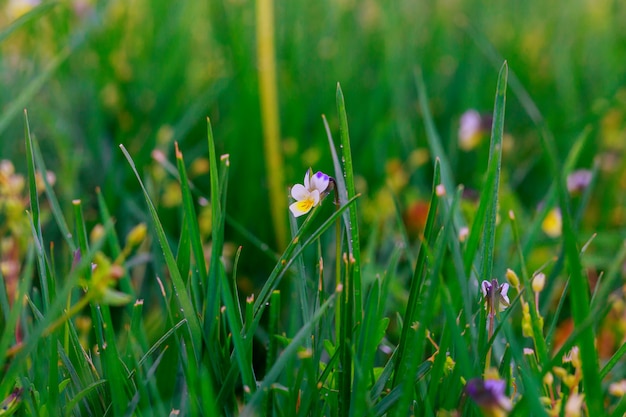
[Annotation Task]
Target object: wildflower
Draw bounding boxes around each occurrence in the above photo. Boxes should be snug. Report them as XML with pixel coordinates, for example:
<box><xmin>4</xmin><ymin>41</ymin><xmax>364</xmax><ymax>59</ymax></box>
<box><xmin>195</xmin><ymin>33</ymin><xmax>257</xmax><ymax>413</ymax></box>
<box><xmin>289</xmin><ymin>169</ymin><xmax>331</xmax><ymax>217</ymax></box>
<box><xmin>564</xmin><ymin>393</ymin><xmax>584</xmax><ymax>417</ymax></box>
<box><xmin>465</xmin><ymin>371</ymin><xmax>512</xmax><ymax>417</ymax></box>
<box><xmin>542</xmin><ymin>207</ymin><xmax>562</xmax><ymax>238</ymax></box>
<box><xmin>481</xmin><ymin>279</ymin><xmax>510</xmax><ymax>313</ymax></box>
<box><xmin>458</xmin><ymin>110</ymin><xmax>492</xmax><ymax>151</ymax></box>
<box><xmin>566</xmin><ymin>169</ymin><xmax>592</xmax><ymax>195</ymax></box>
<box><xmin>609</xmin><ymin>379</ymin><xmax>626</xmax><ymax>396</ymax></box>
<box><xmin>532</xmin><ymin>272</ymin><xmax>546</xmax><ymax>293</ymax></box>
<box><xmin>505</xmin><ymin>268</ymin><xmax>520</xmax><ymax>288</ymax></box>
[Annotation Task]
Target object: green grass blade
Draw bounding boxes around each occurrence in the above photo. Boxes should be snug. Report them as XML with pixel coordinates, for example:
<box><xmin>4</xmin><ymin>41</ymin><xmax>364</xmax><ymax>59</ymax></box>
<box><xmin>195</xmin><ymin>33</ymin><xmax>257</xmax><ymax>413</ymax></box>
<box><xmin>336</xmin><ymin>83</ymin><xmax>363</xmax><ymax>317</ymax></box>
<box><xmin>24</xmin><ymin>109</ymin><xmax>50</xmax><ymax>310</ymax></box>
<box><xmin>392</xmin><ymin>159</ymin><xmax>440</xmax><ymax>384</ymax></box>
<box><xmin>175</xmin><ymin>144</ymin><xmax>209</xmax><ymax>307</ymax></box>
<box><xmin>241</xmin><ymin>291</ymin><xmax>338</xmax><ymax>416</ymax></box>
<box><xmin>205</xmin><ymin>118</ymin><xmax>222</xmax><ymax>341</ymax></box>
<box><xmin>32</xmin><ymin>139</ymin><xmax>75</xmax><ymax>251</ymax></box>
<box><xmin>478</xmin><ymin>61</ymin><xmax>508</xmax><ymax>284</ymax></box>
<box><xmin>537</xmin><ymin>113</ymin><xmax>603</xmax><ymax>416</ymax></box>
<box><xmin>119</xmin><ymin>144</ymin><xmax>202</xmax><ymax>362</ymax></box>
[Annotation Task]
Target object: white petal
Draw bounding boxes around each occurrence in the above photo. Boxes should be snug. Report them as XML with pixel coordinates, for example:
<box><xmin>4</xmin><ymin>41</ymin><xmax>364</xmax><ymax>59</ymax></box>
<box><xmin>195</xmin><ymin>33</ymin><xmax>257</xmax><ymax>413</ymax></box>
<box><xmin>500</xmin><ymin>283</ymin><xmax>510</xmax><ymax>305</ymax></box>
<box><xmin>291</xmin><ymin>184</ymin><xmax>309</xmax><ymax>200</ymax></box>
<box><xmin>289</xmin><ymin>201</ymin><xmax>308</xmax><ymax>217</ymax></box>
<box><xmin>304</xmin><ymin>170</ymin><xmax>311</xmax><ymax>190</ymax></box>
<box><xmin>310</xmin><ymin>189</ymin><xmax>320</xmax><ymax>206</ymax></box>
<box><xmin>310</xmin><ymin>171</ymin><xmax>330</xmax><ymax>193</ymax></box>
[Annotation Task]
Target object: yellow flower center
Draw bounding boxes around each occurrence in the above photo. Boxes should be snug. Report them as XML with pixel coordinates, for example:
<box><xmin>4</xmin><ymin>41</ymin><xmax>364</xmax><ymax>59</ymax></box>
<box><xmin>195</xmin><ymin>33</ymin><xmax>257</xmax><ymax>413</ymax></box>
<box><xmin>294</xmin><ymin>197</ymin><xmax>315</xmax><ymax>214</ymax></box>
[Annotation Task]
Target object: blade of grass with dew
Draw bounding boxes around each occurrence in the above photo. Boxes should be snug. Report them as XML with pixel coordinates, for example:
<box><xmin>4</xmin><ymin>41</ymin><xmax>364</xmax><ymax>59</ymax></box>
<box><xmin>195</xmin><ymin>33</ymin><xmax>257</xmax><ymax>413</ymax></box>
<box><xmin>241</xmin><ymin>291</ymin><xmax>338</xmax><ymax>416</ymax></box>
<box><xmin>477</xmin><ymin>61</ymin><xmax>507</xmax><ymax>284</ymax></box>
<box><xmin>392</xmin><ymin>158</ymin><xmax>440</xmax><ymax>385</ymax></box>
<box><xmin>461</xmin><ymin>62</ymin><xmax>507</xmax><ymax>284</ymax></box>
<box><xmin>119</xmin><ymin>144</ymin><xmax>202</xmax><ymax>362</ymax></box>
<box><xmin>539</xmin><ymin>115</ymin><xmax>603</xmax><ymax>416</ymax></box>
<box><xmin>337</xmin><ymin>83</ymin><xmax>363</xmax><ymax>317</ymax></box>
<box><xmin>323</xmin><ymin>114</ymin><xmax>350</xmax><ymax>245</ymax></box>
<box><xmin>336</xmin><ymin>84</ymin><xmax>360</xmax><ymax>414</ymax></box>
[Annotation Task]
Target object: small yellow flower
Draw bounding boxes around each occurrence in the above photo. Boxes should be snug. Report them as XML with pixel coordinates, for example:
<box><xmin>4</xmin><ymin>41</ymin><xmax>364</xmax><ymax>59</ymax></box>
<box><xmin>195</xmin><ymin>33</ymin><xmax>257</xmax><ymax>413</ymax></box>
<box><xmin>289</xmin><ymin>169</ymin><xmax>331</xmax><ymax>218</ymax></box>
<box><xmin>542</xmin><ymin>208</ymin><xmax>562</xmax><ymax>238</ymax></box>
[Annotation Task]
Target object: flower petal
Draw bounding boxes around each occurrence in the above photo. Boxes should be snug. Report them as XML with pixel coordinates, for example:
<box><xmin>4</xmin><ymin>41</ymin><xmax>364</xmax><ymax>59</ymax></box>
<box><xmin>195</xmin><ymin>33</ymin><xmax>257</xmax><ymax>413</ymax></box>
<box><xmin>310</xmin><ymin>189</ymin><xmax>320</xmax><ymax>206</ymax></box>
<box><xmin>291</xmin><ymin>183</ymin><xmax>309</xmax><ymax>200</ymax></box>
<box><xmin>310</xmin><ymin>171</ymin><xmax>330</xmax><ymax>193</ymax></box>
<box><xmin>481</xmin><ymin>280</ymin><xmax>491</xmax><ymax>297</ymax></box>
<box><xmin>304</xmin><ymin>170</ymin><xmax>311</xmax><ymax>190</ymax></box>
<box><xmin>289</xmin><ymin>197</ymin><xmax>315</xmax><ymax>217</ymax></box>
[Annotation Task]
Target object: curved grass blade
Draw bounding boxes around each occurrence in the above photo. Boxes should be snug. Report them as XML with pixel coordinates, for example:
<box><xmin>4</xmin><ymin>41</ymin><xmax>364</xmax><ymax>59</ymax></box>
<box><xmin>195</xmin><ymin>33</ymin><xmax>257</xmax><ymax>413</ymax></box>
<box><xmin>119</xmin><ymin>144</ymin><xmax>202</xmax><ymax>362</ymax></box>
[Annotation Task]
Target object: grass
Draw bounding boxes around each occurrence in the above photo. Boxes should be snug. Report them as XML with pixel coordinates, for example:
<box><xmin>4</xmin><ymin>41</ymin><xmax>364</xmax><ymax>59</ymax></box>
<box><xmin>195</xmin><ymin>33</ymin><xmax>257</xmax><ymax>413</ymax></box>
<box><xmin>1</xmin><ymin>0</ymin><xmax>626</xmax><ymax>416</ymax></box>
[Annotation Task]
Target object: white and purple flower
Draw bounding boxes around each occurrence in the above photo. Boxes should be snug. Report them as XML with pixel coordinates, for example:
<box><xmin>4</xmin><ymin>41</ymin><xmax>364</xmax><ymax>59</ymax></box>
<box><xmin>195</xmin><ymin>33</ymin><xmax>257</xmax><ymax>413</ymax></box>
<box><xmin>289</xmin><ymin>169</ymin><xmax>331</xmax><ymax>218</ymax></box>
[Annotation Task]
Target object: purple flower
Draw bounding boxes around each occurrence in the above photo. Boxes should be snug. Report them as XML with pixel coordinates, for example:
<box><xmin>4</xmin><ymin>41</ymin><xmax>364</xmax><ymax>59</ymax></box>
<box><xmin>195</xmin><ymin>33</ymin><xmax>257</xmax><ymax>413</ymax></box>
<box><xmin>466</xmin><ymin>377</ymin><xmax>512</xmax><ymax>416</ymax></box>
<box><xmin>481</xmin><ymin>279</ymin><xmax>510</xmax><ymax>312</ymax></box>
<box><xmin>566</xmin><ymin>169</ymin><xmax>592</xmax><ymax>195</ymax></box>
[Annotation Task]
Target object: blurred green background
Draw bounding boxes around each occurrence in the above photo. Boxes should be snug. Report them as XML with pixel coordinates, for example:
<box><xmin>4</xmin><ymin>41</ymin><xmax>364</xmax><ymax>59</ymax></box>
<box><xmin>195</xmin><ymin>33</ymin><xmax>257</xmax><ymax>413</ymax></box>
<box><xmin>1</xmin><ymin>0</ymin><xmax>625</xmax><ymax>284</ymax></box>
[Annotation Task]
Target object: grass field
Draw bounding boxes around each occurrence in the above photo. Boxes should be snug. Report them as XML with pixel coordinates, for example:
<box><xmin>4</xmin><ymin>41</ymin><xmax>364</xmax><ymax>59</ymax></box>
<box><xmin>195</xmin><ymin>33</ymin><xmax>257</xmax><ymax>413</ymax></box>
<box><xmin>1</xmin><ymin>0</ymin><xmax>625</xmax><ymax>415</ymax></box>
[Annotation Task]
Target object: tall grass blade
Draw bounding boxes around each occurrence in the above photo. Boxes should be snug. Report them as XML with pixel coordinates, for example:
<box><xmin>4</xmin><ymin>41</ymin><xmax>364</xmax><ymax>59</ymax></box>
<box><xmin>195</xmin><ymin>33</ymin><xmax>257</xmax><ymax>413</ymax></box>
<box><xmin>392</xmin><ymin>159</ymin><xmax>440</xmax><ymax>383</ymax></box>
<box><xmin>119</xmin><ymin>144</ymin><xmax>202</xmax><ymax>362</ymax></box>
<box><xmin>336</xmin><ymin>83</ymin><xmax>363</xmax><ymax>316</ymax></box>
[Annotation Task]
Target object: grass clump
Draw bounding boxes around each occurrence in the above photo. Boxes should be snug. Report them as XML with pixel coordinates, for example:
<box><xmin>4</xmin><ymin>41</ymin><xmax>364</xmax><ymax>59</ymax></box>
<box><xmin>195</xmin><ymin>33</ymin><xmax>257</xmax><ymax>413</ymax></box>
<box><xmin>0</xmin><ymin>63</ymin><xmax>625</xmax><ymax>417</ymax></box>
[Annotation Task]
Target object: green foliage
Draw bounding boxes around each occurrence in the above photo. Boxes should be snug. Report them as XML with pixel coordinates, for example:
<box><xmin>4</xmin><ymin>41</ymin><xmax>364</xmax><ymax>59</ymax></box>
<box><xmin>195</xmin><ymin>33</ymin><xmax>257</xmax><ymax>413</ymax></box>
<box><xmin>1</xmin><ymin>1</ymin><xmax>625</xmax><ymax>416</ymax></box>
